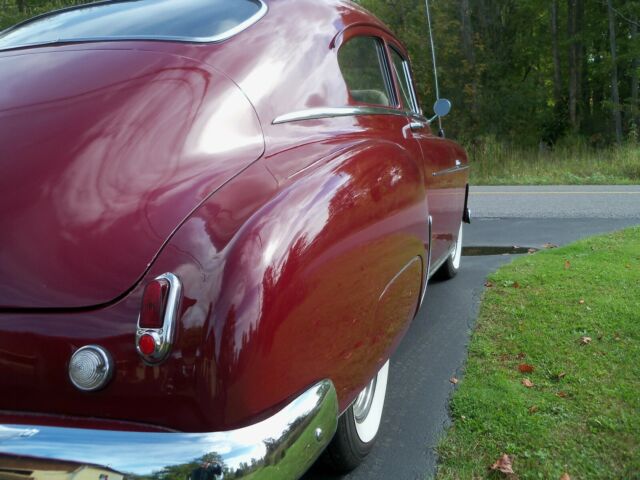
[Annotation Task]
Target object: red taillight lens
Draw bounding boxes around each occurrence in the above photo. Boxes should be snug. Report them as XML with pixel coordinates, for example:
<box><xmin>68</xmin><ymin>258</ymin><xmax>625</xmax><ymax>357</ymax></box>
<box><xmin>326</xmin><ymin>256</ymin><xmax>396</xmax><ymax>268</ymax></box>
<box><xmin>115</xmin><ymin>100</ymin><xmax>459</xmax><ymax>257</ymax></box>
<box><xmin>139</xmin><ymin>278</ymin><xmax>169</xmax><ymax>328</ymax></box>
<box><xmin>138</xmin><ymin>334</ymin><xmax>157</xmax><ymax>356</ymax></box>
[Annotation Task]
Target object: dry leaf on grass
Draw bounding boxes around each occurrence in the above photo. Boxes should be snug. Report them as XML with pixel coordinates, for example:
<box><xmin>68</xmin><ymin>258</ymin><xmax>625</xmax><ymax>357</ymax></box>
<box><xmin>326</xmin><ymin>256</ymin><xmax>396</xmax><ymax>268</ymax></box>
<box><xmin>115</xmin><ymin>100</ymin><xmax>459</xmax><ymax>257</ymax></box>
<box><xmin>564</xmin><ymin>260</ymin><xmax>571</xmax><ymax>270</ymax></box>
<box><xmin>450</xmin><ymin>377</ymin><xmax>459</xmax><ymax>385</ymax></box>
<box><xmin>485</xmin><ymin>281</ymin><xmax>495</xmax><ymax>288</ymax></box>
<box><xmin>556</xmin><ymin>372</ymin><xmax>567</xmax><ymax>379</ymax></box>
<box><xmin>522</xmin><ymin>378</ymin><xmax>534</xmax><ymax>388</ymax></box>
<box><xmin>580</xmin><ymin>336</ymin><xmax>592</xmax><ymax>345</ymax></box>
<box><xmin>557</xmin><ymin>391</ymin><xmax>568</xmax><ymax>398</ymax></box>
<box><xmin>518</xmin><ymin>364</ymin><xmax>535</xmax><ymax>373</ymax></box>
<box><xmin>579</xmin><ymin>299</ymin><xmax>585</xmax><ymax>304</ymax></box>
<box><xmin>490</xmin><ymin>454</ymin><xmax>515</xmax><ymax>474</ymax></box>
<box><xmin>560</xmin><ymin>473</ymin><xmax>571</xmax><ymax>480</ymax></box>
<box><xmin>516</xmin><ymin>352</ymin><xmax>527</xmax><ymax>360</ymax></box>
<box><xmin>528</xmin><ymin>405</ymin><xmax>539</xmax><ymax>414</ymax></box>
<box><xmin>513</xmin><ymin>281</ymin><xmax>521</xmax><ymax>289</ymax></box>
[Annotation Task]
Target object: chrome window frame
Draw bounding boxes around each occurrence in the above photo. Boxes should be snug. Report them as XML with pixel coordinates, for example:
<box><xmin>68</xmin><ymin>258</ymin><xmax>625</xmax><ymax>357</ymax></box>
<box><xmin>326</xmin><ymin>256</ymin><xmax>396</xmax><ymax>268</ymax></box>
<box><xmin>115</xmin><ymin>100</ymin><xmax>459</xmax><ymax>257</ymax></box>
<box><xmin>389</xmin><ymin>45</ymin><xmax>421</xmax><ymax>115</ymax></box>
<box><xmin>0</xmin><ymin>0</ymin><xmax>267</xmax><ymax>51</ymax></box>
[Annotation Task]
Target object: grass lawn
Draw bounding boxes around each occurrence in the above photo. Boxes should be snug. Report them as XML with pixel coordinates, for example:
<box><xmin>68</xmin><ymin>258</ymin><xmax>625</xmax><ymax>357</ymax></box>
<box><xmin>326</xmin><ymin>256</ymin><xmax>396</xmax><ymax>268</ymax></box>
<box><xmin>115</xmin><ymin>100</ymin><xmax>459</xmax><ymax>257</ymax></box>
<box><xmin>469</xmin><ymin>142</ymin><xmax>640</xmax><ymax>186</ymax></box>
<box><xmin>436</xmin><ymin>227</ymin><xmax>640</xmax><ymax>479</ymax></box>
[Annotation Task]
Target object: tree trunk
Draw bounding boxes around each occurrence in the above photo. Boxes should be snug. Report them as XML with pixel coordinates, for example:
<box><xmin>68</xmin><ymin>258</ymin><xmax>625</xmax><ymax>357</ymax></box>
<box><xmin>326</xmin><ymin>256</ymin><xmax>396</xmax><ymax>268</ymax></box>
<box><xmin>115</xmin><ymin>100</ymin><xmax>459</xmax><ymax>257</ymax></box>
<box><xmin>631</xmin><ymin>16</ymin><xmax>639</xmax><ymax>130</ymax></box>
<box><xmin>567</xmin><ymin>0</ymin><xmax>581</xmax><ymax>131</ymax></box>
<box><xmin>459</xmin><ymin>0</ymin><xmax>478</xmax><ymax>116</ymax></box>
<box><xmin>607</xmin><ymin>0</ymin><xmax>623</xmax><ymax>144</ymax></box>
<box><xmin>551</xmin><ymin>0</ymin><xmax>563</xmax><ymax>105</ymax></box>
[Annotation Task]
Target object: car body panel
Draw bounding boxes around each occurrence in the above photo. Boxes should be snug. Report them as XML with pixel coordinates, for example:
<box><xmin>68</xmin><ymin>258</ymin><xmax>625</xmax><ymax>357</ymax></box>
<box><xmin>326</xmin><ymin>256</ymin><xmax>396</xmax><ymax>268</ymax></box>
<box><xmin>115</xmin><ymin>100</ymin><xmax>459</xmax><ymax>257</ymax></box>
<box><xmin>0</xmin><ymin>47</ymin><xmax>264</xmax><ymax>309</ymax></box>
<box><xmin>0</xmin><ymin>0</ymin><xmax>468</xmax><ymax>438</ymax></box>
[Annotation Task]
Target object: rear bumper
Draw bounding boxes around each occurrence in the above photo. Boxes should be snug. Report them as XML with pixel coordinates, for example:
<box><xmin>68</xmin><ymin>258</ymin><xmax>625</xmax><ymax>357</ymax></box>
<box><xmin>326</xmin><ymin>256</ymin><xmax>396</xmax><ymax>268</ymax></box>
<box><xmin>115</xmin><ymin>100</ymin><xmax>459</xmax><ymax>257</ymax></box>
<box><xmin>0</xmin><ymin>380</ymin><xmax>337</xmax><ymax>479</ymax></box>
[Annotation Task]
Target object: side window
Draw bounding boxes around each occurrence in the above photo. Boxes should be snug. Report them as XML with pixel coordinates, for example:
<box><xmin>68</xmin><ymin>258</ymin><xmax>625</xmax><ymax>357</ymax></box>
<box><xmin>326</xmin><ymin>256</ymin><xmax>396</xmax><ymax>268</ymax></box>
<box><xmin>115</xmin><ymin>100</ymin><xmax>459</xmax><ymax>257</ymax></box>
<box><xmin>338</xmin><ymin>36</ymin><xmax>393</xmax><ymax>107</ymax></box>
<box><xmin>389</xmin><ymin>47</ymin><xmax>419</xmax><ymax>113</ymax></box>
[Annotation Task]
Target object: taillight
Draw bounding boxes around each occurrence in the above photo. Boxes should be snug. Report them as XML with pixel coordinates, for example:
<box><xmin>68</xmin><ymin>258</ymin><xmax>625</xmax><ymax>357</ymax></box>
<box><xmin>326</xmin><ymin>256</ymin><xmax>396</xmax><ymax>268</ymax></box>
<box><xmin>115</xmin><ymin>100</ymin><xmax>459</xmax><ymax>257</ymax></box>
<box><xmin>139</xmin><ymin>278</ymin><xmax>169</xmax><ymax>329</ymax></box>
<box><xmin>136</xmin><ymin>273</ymin><xmax>182</xmax><ymax>364</ymax></box>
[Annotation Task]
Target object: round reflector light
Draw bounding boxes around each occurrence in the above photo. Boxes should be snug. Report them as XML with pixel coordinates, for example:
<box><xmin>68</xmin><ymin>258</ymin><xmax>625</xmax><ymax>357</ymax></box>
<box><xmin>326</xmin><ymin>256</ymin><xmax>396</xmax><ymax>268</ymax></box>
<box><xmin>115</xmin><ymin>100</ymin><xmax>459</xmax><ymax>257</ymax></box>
<box><xmin>68</xmin><ymin>345</ymin><xmax>113</xmax><ymax>392</ymax></box>
<box><xmin>137</xmin><ymin>333</ymin><xmax>157</xmax><ymax>356</ymax></box>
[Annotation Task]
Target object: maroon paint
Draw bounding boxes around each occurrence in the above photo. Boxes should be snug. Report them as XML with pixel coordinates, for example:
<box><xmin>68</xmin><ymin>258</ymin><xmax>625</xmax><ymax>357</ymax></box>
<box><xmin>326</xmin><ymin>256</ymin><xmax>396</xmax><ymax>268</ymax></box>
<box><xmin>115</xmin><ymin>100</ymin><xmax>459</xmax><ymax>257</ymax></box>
<box><xmin>0</xmin><ymin>0</ymin><xmax>468</xmax><ymax>432</ymax></box>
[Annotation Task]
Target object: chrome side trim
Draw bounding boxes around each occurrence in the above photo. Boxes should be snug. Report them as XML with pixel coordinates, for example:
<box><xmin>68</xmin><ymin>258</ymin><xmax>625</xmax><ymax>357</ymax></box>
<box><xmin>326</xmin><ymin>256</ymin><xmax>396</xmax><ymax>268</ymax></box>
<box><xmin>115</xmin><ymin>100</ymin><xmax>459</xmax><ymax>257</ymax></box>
<box><xmin>0</xmin><ymin>381</ymin><xmax>338</xmax><ymax>479</ymax></box>
<box><xmin>0</xmin><ymin>0</ymin><xmax>267</xmax><ymax>51</ymax></box>
<box><xmin>419</xmin><ymin>215</ymin><xmax>433</xmax><ymax>309</ymax></box>
<box><xmin>272</xmin><ymin>106</ymin><xmax>411</xmax><ymax>124</ymax></box>
<box><xmin>136</xmin><ymin>272</ymin><xmax>182</xmax><ymax>364</ymax></box>
<box><xmin>432</xmin><ymin>164</ymin><xmax>470</xmax><ymax>177</ymax></box>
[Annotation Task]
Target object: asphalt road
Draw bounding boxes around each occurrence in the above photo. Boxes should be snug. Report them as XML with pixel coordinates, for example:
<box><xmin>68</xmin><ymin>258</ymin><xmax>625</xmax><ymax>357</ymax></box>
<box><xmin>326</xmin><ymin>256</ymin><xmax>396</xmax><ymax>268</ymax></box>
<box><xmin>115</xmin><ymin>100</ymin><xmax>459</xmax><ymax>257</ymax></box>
<box><xmin>304</xmin><ymin>186</ymin><xmax>640</xmax><ymax>480</ymax></box>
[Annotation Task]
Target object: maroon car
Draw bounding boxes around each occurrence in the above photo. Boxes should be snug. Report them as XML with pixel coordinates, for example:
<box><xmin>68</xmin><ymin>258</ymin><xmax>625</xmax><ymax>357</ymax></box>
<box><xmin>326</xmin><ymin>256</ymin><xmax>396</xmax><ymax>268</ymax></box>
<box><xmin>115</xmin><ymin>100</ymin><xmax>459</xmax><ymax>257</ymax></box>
<box><xmin>0</xmin><ymin>0</ymin><xmax>470</xmax><ymax>477</ymax></box>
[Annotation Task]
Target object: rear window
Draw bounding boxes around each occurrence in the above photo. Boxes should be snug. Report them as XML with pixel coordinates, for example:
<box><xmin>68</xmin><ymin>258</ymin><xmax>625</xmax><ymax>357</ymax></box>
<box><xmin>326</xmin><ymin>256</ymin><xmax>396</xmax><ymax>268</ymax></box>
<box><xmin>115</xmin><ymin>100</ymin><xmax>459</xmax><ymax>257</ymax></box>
<box><xmin>0</xmin><ymin>0</ymin><xmax>265</xmax><ymax>51</ymax></box>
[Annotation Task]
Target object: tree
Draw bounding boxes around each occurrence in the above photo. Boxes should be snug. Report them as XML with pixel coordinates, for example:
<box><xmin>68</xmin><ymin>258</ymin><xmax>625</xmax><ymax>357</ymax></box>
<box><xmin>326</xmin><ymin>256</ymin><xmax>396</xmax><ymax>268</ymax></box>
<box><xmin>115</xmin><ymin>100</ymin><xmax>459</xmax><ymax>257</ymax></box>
<box><xmin>607</xmin><ymin>0</ymin><xmax>623</xmax><ymax>143</ymax></box>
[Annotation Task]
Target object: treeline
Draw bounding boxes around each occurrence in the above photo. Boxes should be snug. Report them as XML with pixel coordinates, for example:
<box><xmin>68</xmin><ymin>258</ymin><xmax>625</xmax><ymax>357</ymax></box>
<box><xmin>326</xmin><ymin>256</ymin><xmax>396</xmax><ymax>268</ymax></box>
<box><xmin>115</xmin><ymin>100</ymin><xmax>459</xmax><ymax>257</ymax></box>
<box><xmin>0</xmin><ymin>0</ymin><xmax>90</xmax><ymax>30</ymax></box>
<box><xmin>2</xmin><ymin>0</ymin><xmax>639</xmax><ymax>149</ymax></box>
<box><xmin>357</xmin><ymin>0</ymin><xmax>639</xmax><ymax>147</ymax></box>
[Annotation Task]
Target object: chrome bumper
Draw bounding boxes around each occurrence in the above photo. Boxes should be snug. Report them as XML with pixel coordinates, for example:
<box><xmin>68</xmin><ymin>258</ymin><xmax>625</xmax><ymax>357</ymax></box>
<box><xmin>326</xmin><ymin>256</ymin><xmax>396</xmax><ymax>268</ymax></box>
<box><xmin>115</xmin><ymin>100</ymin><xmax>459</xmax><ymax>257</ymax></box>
<box><xmin>0</xmin><ymin>380</ymin><xmax>337</xmax><ymax>480</ymax></box>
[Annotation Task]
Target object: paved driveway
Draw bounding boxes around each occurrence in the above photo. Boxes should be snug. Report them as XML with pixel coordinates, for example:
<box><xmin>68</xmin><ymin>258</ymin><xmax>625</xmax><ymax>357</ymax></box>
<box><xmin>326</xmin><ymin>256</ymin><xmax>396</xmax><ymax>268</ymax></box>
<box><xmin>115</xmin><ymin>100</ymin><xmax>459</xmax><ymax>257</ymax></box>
<box><xmin>304</xmin><ymin>186</ymin><xmax>640</xmax><ymax>480</ymax></box>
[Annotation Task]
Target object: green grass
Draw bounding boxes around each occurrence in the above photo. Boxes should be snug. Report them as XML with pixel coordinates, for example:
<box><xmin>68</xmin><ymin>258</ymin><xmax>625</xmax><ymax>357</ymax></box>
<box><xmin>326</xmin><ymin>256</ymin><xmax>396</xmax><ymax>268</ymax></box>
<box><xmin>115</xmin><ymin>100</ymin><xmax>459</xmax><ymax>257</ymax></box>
<box><xmin>436</xmin><ymin>227</ymin><xmax>640</xmax><ymax>479</ymax></box>
<box><xmin>468</xmin><ymin>139</ymin><xmax>640</xmax><ymax>185</ymax></box>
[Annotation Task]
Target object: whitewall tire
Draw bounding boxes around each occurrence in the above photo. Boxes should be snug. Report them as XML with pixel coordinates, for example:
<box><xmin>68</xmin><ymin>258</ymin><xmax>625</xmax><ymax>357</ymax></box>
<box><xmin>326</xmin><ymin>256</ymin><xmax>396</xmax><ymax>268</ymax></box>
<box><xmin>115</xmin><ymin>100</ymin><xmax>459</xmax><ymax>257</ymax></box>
<box><xmin>321</xmin><ymin>360</ymin><xmax>390</xmax><ymax>472</ymax></box>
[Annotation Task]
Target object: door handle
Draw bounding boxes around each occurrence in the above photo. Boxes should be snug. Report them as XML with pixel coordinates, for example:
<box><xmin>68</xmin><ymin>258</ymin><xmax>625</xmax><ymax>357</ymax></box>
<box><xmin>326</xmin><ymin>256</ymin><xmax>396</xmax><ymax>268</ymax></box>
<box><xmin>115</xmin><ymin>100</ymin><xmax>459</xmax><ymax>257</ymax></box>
<box><xmin>409</xmin><ymin>121</ymin><xmax>425</xmax><ymax>132</ymax></box>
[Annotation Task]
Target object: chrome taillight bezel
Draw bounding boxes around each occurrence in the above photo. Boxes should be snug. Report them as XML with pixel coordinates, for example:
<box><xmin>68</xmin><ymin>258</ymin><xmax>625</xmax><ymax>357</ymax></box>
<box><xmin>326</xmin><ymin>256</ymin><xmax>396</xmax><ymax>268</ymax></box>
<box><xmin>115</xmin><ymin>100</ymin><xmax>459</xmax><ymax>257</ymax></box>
<box><xmin>135</xmin><ymin>272</ymin><xmax>182</xmax><ymax>364</ymax></box>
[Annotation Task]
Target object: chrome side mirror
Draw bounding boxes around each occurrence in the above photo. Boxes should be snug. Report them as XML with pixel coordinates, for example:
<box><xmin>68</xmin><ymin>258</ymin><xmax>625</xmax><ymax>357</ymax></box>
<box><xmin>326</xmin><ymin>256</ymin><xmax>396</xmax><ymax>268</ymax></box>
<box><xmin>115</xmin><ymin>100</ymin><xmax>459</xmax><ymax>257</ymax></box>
<box><xmin>434</xmin><ymin>98</ymin><xmax>452</xmax><ymax>118</ymax></box>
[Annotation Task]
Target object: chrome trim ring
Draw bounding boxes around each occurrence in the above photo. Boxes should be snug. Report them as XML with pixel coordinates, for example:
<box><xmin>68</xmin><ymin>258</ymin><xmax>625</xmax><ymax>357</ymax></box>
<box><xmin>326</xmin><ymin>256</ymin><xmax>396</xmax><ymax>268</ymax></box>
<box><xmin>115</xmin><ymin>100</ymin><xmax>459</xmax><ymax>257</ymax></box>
<box><xmin>272</xmin><ymin>106</ymin><xmax>413</xmax><ymax>124</ymax></box>
<box><xmin>68</xmin><ymin>345</ymin><xmax>113</xmax><ymax>392</ymax></box>
<box><xmin>352</xmin><ymin>375</ymin><xmax>378</xmax><ymax>422</ymax></box>
<box><xmin>0</xmin><ymin>381</ymin><xmax>338</xmax><ymax>479</ymax></box>
<box><xmin>135</xmin><ymin>272</ymin><xmax>182</xmax><ymax>364</ymax></box>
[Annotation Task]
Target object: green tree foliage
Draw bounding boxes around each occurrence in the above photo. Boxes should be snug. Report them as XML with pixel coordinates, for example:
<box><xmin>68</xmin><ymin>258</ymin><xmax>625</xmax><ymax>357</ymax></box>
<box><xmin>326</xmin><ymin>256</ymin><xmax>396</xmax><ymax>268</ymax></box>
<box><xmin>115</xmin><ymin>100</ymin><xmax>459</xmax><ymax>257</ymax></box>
<box><xmin>2</xmin><ymin>0</ymin><xmax>639</xmax><ymax>148</ymax></box>
<box><xmin>356</xmin><ymin>0</ymin><xmax>640</xmax><ymax>147</ymax></box>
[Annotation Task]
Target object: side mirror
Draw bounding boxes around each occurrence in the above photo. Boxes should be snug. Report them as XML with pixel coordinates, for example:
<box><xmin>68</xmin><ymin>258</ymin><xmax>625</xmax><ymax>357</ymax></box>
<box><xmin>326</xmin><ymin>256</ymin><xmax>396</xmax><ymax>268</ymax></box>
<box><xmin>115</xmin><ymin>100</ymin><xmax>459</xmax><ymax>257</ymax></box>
<box><xmin>434</xmin><ymin>98</ymin><xmax>452</xmax><ymax>118</ymax></box>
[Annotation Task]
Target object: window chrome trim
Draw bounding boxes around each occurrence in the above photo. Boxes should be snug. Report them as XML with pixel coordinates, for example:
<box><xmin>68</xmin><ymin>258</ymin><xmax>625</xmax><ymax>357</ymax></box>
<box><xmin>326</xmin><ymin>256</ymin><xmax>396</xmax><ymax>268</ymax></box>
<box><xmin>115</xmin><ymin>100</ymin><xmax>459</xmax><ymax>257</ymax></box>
<box><xmin>0</xmin><ymin>0</ymin><xmax>267</xmax><ymax>51</ymax></box>
<box><xmin>273</xmin><ymin>106</ymin><xmax>412</xmax><ymax>124</ymax></box>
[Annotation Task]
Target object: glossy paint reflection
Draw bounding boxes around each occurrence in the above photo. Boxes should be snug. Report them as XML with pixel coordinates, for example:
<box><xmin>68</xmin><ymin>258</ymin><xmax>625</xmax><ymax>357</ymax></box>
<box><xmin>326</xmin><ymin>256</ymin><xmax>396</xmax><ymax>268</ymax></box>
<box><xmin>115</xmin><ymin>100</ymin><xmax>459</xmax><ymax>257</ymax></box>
<box><xmin>0</xmin><ymin>48</ymin><xmax>264</xmax><ymax>309</ymax></box>
<box><xmin>0</xmin><ymin>381</ymin><xmax>337</xmax><ymax>479</ymax></box>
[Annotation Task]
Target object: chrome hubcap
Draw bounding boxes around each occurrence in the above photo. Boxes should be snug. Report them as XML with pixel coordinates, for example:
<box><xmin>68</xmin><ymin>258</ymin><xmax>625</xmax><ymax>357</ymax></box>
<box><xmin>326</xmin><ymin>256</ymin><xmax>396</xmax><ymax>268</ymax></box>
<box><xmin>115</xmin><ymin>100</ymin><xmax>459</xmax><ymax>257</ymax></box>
<box><xmin>353</xmin><ymin>375</ymin><xmax>377</xmax><ymax>422</ymax></box>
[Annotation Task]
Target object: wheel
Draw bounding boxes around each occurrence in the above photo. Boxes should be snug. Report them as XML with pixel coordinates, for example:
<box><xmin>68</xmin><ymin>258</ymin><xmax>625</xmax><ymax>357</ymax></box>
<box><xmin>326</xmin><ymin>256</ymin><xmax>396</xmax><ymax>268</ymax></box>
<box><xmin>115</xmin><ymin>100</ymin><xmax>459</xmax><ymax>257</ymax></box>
<box><xmin>321</xmin><ymin>360</ymin><xmax>390</xmax><ymax>473</ymax></box>
<box><xmin>436</xmin><ymin>221</ymin><xmax>463</xmax><ymax>280</ymax></box>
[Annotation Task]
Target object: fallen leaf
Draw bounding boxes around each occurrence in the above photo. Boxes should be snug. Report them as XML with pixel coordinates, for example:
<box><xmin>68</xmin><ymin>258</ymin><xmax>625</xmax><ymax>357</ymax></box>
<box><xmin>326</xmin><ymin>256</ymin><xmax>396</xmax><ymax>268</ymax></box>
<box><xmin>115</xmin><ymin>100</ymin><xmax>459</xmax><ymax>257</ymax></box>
<box><xmin>564</xmin><ymin>260</ymin><xmax>571</xmax><ymax>270</ymax></box>
<box><xmin>460</xmin><ymin>415</ymin><xmax>466</xmax><ymax>421</ymax></box>
<box><xmin>518</xmin><ymin>364</ymin><xmax>535</xmax><ymax>373</ymax></box>
<box><xmin>579</xmin><ymin>299</ymin><xmax>585</xmax><ymax>304</ymax></box>
<box><xmin>522</xmin><ymin>378</ymin><xmax>534</xmax><ymax>388</ymax></box>
<box><xmin>560</xmin><ymin>473</ymin><xmax>571</xmax><ymax>480</ymax></box>
<box><xmin>490</xmin><ymin>454</ymin><xmax>514</xmax><ymax>474</ymax></box>
<box><xmin>557</xmin><ymin>391</ymin><xmax>568</xmax><ymax>398</ymax></box>
<box><xmin>450</xmin><ymin>377</ymin><xmax>459</xmax><ymax>385</ymax></box>
<box><xmin>513</xmin><ymin>281</ymin><xmax>521</xmax><ymax>289</ymax></box>
<box><xmin>580</xmin><ymin>336</ymin><xmax>592</xmax><ymax>345</ymax></box>
<box><xmin>528</xmin><ymin>405</ymin><xmax>539</xmax><ymax>414</ymax></box>
<box><xmin>516</xmin><ymin>352</ymin><xmax>527</xmax><ymax>360</ymax></box>
<box><xmin>543</xmin><ymin>243</ymin><xmax>558</xmax><ymax>249</ymax></box>
<box><xmin>485</xmin><ymin>281</ymin><xmax>495</xmax><ymax>288</ymax></box>
<box><xmin>556</xmin><ymin>372</ymin><xmax>567</xmax><ymax>379</ymax></box>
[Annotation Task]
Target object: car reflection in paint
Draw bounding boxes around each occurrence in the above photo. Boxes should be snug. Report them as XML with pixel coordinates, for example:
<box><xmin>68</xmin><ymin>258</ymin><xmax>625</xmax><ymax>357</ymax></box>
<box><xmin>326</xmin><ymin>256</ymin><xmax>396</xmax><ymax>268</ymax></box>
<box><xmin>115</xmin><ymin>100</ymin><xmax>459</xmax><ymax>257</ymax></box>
<box><xmin>0</xmin><ymin>0</ymin><xmax>469</xmax><ymax>478</ymax></box>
